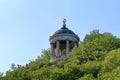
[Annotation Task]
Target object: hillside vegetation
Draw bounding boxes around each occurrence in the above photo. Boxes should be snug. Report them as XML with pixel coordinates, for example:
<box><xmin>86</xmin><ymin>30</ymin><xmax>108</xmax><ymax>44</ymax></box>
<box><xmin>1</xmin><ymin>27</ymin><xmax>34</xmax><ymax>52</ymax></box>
<box><xmin>1</xmin><ymin>30</ymin><xmax>120</xmax><ymax>80</ymax></box>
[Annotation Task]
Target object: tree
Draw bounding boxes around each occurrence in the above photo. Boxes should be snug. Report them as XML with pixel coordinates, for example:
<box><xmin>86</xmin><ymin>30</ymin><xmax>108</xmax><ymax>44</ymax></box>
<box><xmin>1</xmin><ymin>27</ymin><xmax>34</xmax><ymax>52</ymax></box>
<box><xmin>2</xmin><ymin>30</ymin><xmax>120</xmax><ymax>80</ymax></box>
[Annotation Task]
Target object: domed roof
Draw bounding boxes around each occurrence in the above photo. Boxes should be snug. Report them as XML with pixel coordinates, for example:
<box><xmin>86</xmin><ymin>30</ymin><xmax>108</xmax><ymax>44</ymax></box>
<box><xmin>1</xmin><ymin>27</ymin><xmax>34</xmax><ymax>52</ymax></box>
<box><xmin>54</xmin><ymin>27</ymin><xmax>75</xmax><ymax>35</ymax></box>
<box><xmin>54</xmin><ymin>19</ymin><xmax>75</xmax><ymax>35</ymax></box>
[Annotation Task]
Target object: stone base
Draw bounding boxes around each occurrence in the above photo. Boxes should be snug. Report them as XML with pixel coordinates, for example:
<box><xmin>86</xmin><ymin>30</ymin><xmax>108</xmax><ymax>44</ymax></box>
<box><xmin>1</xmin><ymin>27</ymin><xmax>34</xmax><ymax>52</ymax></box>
<box><xmin>50</xmin><ymin>56</ymin><xmax>67</xmax><ymax>63</ymax></box>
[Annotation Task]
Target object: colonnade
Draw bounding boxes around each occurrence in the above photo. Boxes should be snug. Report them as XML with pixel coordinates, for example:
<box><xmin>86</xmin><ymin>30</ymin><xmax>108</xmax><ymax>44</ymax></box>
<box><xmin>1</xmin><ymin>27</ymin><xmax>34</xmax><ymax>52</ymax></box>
<box><xmin>50</xmin><ymin>40</ymin><xmax>77</xmax><ymax>57</ymax></box>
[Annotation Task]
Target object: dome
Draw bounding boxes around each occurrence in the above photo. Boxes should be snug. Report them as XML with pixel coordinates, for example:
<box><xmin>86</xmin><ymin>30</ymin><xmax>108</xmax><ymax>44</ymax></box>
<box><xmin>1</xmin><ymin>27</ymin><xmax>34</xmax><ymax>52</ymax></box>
<box><xmin>53</xmin><ymin>19</ymin><xmax>75</xmax><ymax>35</ymax></box>
<box><xmin>54</xmin><ymin>27</ymin><xmax>75</xmax><ymax>35</ymax></box>
<box><xmin>49</xmin><ymin>19</ymin><xmax>80</xmax><ymax>44</ymax></box>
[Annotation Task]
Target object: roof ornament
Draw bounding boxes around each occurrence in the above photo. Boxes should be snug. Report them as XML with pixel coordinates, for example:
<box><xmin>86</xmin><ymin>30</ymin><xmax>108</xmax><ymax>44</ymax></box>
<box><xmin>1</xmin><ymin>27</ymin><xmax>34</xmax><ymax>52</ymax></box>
<box><xmin>63</xmin><ymin>18</ymin><xmax>66</xmax><ymax>28</ymax></box>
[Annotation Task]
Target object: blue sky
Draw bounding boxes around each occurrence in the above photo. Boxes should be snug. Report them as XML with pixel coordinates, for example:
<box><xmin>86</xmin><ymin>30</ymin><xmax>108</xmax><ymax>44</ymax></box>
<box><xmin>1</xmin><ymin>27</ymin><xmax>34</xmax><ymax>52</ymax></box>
<box><xmin>0</xmin><ymin>0</ymin><xmax>120</xmax><ymax>73</ymax></box>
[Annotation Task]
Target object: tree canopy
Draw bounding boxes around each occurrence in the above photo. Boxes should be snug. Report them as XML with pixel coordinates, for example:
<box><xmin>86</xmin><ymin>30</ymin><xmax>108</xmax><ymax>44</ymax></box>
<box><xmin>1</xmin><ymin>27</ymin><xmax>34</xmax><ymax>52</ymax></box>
<box><xmin>1</xmin><ymin>30</ymin><xmax>120</xmax><ymax>80</ymax></box>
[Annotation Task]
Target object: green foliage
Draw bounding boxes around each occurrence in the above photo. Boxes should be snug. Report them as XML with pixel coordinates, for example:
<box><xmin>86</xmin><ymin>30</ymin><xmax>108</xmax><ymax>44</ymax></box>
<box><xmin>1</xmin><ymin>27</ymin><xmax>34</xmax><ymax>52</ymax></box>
<box><xmin>84</xmin><ymin>30</ymin><xmax>100</xmax><ymax>42</ymax></box>
<box><xmin>11</xmin><ymin>64</ymin><xmax>17</xmax><ymax>70</ymax></box>
<box><xmin>102</xmin><ymin>49</ymin><xmax>120</xmax><ymax>71</ymax></box>
<box><xmin>1</xmin><ymin>30</ymin><xmax>120</xmax><ymax>80</ymax></box>
<box><xmin>78</xmin><ymin>74</ymin><xmax>95</xmax><ymax>80</ymax></box>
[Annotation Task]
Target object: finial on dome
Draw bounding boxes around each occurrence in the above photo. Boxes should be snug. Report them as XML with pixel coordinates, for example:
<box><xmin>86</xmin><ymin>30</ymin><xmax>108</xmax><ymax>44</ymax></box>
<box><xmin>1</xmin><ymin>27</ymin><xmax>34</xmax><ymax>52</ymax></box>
<box><xmin>63</xmin><ymin>18</ymin><xmax>66</xmax><ymax>28</ymax></box>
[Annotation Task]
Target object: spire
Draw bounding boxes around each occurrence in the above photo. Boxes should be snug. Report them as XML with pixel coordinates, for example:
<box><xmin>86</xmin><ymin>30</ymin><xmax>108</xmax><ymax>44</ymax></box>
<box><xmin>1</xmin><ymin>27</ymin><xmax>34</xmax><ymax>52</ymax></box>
<box><xmin>62</xmin><ymin>18</ymin><xmax>66</xmax><ymax>28</ymax></box>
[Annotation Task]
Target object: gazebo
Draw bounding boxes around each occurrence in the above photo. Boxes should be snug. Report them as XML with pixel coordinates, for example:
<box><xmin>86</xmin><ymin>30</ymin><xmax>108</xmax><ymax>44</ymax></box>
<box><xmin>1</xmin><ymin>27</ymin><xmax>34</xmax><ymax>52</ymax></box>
<box><xmin>49</xmin><ymin>19</ymin><xmax>80</xmax><ymax>62</ymax></box>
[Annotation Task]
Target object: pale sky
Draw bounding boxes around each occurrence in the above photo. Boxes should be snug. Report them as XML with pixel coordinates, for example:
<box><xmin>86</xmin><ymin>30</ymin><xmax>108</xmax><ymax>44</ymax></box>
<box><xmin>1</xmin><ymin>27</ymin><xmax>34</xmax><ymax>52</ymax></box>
<box><xmin>0</xmin><ymin>0</ymin><xmax>120</xmax><ymax>73</ymax></box>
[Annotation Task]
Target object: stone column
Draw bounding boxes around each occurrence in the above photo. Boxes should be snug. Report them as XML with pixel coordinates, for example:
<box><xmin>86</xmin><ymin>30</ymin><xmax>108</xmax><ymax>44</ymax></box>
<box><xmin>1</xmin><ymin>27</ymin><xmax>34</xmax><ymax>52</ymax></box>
<box><xmin>66</xmin><ymin>40</ymin><xmax>70</xmax><ymax>54</ymax></box>
<box><xmin>50</xmin><ymin>43</ymin><xmax>54</xmax><ymax>62</ymax></box>
<box><xmin>56</xmin><ymin>40</ymin><xmax>60</xmax><ymax>57</ymax></box>
<box><xmin>50</xmin><ymin>43</ymin><xmax>54</xmax><ymax>57</ymax></box>
<box><xmin>74</xmin><ymin>42</ymin><xmax>77</xmax><ymax>47</ymax></box>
